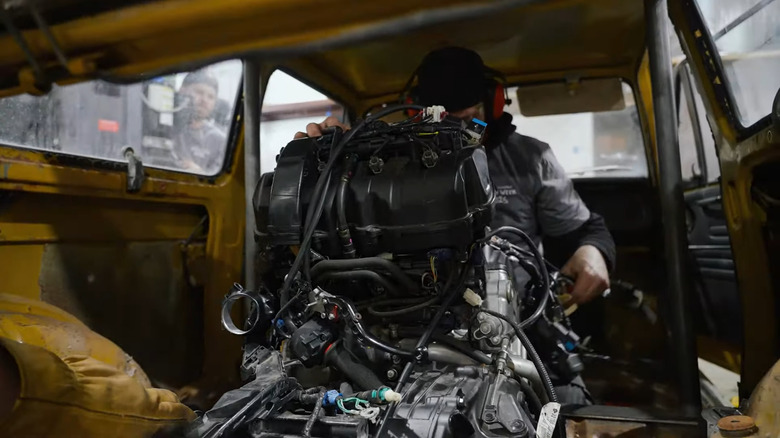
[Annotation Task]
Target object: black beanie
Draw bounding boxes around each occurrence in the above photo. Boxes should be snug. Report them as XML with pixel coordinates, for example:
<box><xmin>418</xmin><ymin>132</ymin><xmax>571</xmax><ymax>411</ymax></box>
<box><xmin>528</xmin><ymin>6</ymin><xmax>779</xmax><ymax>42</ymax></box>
<box><xmin>416</xmin><ymin>47</ymin><xmax>488</xmax><ymax>112</ymax></box>
<box><xmin>182</xmin><ymin>70</ymin><xmax>218</xmax><ymax>93</ymax></box>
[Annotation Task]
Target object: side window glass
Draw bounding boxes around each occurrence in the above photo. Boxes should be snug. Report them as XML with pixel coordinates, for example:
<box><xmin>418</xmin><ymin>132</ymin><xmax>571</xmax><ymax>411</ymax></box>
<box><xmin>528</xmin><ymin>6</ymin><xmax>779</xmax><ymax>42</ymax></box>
<box><xmin>678</xmin><ymin>67</ymin><xmax>721</xmax><ymax>185</ymax></box>
<box><xmin>0</xmin><ymin>59</ymin><xmax>243</xmax><ymax>176</ymax></box>
<box><xmin>260</xmin><ymin>71</ymin><xmax>344</xmax><ymax>174</ymax></box>
<box><xmin>506</xmin><ymin>81</ymin><xmax>647</xmax><ymax>178</ymax></box>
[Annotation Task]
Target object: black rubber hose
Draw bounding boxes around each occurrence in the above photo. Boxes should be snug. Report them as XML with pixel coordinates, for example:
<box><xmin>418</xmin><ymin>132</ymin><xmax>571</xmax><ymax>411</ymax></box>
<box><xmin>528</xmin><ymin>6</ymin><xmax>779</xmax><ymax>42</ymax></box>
<box><xmin>273</xmin><ymin>176</ymin><xmax>333</xmax><ymax>327</ymax></box>
<box><xmin>311</xmin><ymin>257</ymin><xmax>418</xmax><ymax>293</ymax></box>
<box><xmin>480</xmin><ymin>226</ymin><xmax>550</xmax><ymax>329</ymax></box>
<box><xmin>374</xmin><ymin>264</ymin><xmax>469</xmax><ymax>438</ymax></box>
<box><xmin>368</xmin><ymin>295</ymin><xmax>439</xmax><ymax>317</ymax></box>
<box><xmin>518</xmin><ymin>378</ymin><xmax>543</xmax><ymax>417</ymax></box>
<box><xmin>302</xmin><ymin>389</ymin><xmax>325</xmax><ymax>437</ymax></box>
<box><xmin>480</xmin><ymin>308</ymin><xmax>557</xmax><ymax>405</ymax></box>
<box><xmin>325</xmin><ymin>343</ymin><xmax>383</xmax><ymax>390</ymax></box>
<box><xmin>325</xmin><ymin>295</ymin><xmax>416</xmax><ymax>360</ymax></box>
<box><xmin>318</xmin><ymin>270</ymin><xmax>402</xmax><ymax>297</ymax></box>
<box><xmin>337</xmin><ymin>154</ymin><xmax>358</xmax><ymax>258</ymax></box>
<box><xmin>395</xmin><ymin>262</ymin><xmax>470</xmax><ymax>390</ymax></box>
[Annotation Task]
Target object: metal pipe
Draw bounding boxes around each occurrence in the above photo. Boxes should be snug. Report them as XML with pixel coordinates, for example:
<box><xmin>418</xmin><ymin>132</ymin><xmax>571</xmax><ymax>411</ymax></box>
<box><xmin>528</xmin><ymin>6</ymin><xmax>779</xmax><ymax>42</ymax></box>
<box><xmin>646</xmin><ymin>0</ymin><xmax>701</xmax><ymax>416</ymax></box>
<box><xmin>243</xmin><ymin>59</ymin><xmax>261</xmax><ymax>291</ymax></box>
<box><xmin>507</xmin><ymin>354</ymin><xmax>547</xmax><ymax>404</ymax></box>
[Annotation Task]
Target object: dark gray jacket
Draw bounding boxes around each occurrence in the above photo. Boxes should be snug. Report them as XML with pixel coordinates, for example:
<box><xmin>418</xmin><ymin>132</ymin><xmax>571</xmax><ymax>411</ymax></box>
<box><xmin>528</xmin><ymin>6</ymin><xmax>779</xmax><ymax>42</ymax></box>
<box><xmin>485</xmin><ymin>114</ymin><xmax>615</xmax><ymax>270</ymax></box>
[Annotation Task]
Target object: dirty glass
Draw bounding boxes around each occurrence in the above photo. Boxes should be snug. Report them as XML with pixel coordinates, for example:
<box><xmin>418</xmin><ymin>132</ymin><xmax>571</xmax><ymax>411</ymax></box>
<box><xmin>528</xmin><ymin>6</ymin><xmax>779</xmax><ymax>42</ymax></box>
<box><xmin>0</xmin><ymin>59</ymin><xmax>243</xmax><ymax>176</ymax></box>
<box><xmin>678</xmin><ymin>67</ymin><xmax>721</xmax><ymax>184</ymax></box>
<box><xmin>506</xmin><ymin>82</ymin><xmax>647</xmax><ymax>178</ymax></box>
<box><xmin>696</xmin><ymin>0</ymin><xmax>780</xmax><ymax>127</ymax></box>
<box><xmin>259</xmin><ymin>70</ymin><xmax>344</xmax><ymax>174</ymax></box>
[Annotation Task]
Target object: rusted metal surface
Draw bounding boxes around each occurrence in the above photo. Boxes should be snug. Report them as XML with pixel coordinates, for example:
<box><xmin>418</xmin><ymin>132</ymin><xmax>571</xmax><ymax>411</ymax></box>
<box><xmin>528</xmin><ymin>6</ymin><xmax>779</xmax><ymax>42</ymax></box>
<box><xmin>0</xmin><ymin>128</ymin><xmax>246</xmax><ymax>407</ymax></box>
<box><xmin>38</xmin><ymin>241</ymin><xmax>205</xmax><ymax>388</ymax></box>
<box><xmin>717</xmin><ymin>415</ymin><xmax>756</xmax><ymax>433</ymax></box>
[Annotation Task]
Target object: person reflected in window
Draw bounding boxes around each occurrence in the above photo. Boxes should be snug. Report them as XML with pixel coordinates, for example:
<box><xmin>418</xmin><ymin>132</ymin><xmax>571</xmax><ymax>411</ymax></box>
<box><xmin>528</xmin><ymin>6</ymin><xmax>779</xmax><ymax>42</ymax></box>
<box><xmin>175</xmin><ymin>70</ymin><xmax>226</xmax><ymax>174</ymax></box>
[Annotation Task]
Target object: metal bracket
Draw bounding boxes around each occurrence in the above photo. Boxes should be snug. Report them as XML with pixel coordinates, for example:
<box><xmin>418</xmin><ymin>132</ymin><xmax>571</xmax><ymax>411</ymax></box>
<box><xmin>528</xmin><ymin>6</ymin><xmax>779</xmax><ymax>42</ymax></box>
<box><xmin>122</xmin><ymin>146</ymin><xmax>145</xmax><ymax>193</ymax></box>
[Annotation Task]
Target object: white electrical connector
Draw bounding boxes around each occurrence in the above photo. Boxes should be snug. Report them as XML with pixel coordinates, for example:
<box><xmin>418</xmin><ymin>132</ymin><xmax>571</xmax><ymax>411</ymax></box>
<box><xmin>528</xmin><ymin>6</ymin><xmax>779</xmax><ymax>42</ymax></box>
<box><xmin>462</xmin><ymin>288</ymin><xmax>483</xmax><ymax>307</ymax></box>
<box><xmin>383</xmin><ymin>389</ymin><xmax>402</xmax><ymax>403</ymax></box>
<box><xmin>423</xmin><ymin>105</ymin><xmax>447</xmax><ymax>122</ymax></box>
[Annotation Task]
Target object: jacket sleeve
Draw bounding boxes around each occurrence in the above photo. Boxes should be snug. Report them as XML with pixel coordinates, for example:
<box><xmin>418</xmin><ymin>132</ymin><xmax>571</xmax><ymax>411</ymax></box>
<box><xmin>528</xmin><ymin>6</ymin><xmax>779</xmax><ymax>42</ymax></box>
<box><xmin>532</xmin><ymin>143</ymin><xmax>616</xmax><ymax>271</ymax></box>
<box><xmin>534</xmin><ymin>143</ymin><xmax>591</xmax><ymax>236</ymax></box>
<box><xmin>543</xmin><ymin>212</ymin><xmax>616</xmax><ymax>272</ymax></box>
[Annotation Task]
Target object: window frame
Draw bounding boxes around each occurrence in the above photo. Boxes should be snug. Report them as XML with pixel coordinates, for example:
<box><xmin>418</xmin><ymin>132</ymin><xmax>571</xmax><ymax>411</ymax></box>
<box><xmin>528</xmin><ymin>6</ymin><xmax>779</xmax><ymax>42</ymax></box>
<box><xmin>258</xmin><ymin>67</ymin><xmax>348</xmax><ymax>174</ymax></box>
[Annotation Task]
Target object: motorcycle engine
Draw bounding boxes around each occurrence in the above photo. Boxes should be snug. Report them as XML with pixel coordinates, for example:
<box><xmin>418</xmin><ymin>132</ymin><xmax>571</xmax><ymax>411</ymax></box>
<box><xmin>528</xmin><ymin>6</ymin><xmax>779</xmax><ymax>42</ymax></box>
<box><xmin>189</xmin><ymin>106</ymin><xmax>582</xmax><ymax>438</ymax></box>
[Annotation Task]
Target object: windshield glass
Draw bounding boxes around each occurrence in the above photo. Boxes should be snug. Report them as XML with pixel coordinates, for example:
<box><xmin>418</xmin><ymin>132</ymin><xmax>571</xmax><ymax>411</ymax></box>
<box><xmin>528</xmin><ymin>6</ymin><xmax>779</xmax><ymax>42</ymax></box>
<box><xmin>696</xmin><ymin>0</ymin><xmax>780</xmax><ymax>127</ymax></box>
<box><xmin>506</xmin><ymin>82</ymin><xmax>647</xmax><ymax>178</ymax></box>
<box><xmin>0</xmin><ymin>59</ymin><xmax>243</xmax><ymax>176</ymax></box>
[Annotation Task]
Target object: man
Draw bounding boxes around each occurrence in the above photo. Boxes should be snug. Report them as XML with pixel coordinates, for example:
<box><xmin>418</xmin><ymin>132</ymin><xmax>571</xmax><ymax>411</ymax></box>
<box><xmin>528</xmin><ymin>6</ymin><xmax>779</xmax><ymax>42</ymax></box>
<box><xmin>298</xmin><ymin>47</ymin><xmax>614</xmax><ymax>305</ymax></box>
<box><xmin>175</xmin><ymin>70</ymin><xmax>226</xmax><ymax>174</ymax></box>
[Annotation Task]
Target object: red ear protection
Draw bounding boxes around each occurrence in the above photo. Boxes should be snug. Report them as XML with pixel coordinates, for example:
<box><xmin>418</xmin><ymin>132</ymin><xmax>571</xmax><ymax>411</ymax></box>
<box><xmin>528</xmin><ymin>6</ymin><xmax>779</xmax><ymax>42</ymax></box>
<box><xmin>491</xmin><ymin>81</ymin><xmax>506</xmax><ymax>120</ymax></box>
<box><xmin>404</xmin><ymin>92</ymin><xmax>421</xmax><ymax>118</ymax></box>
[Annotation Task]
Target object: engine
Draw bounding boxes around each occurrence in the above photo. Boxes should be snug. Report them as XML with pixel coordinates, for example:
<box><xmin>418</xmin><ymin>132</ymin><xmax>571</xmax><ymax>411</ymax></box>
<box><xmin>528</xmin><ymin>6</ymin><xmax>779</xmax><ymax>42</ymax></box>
<box><xmin>189</xmin><ymin>106</ymin><xmax>583</xmax><ymax>438</ymax></box>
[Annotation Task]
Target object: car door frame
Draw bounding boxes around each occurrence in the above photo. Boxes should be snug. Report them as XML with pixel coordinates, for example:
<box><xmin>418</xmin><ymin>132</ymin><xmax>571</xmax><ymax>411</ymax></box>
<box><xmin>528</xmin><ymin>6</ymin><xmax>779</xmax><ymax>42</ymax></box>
<box><xmin>669</xmin><ymin>0</ymin><xmax>780</xmax><ymax>397</ymax></box>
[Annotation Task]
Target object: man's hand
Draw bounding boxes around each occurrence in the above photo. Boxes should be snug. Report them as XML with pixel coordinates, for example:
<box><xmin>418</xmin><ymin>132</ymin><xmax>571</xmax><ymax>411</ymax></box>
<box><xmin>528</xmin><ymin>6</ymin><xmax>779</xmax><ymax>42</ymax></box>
<box><xmin>294</xmin><ymin>116</ymin><xmax>350</xmax><ymax>139</ymax></box>
<box><xmin>560</xmin><ymin>245</ymin><xmax>610</xmax><ymax>304</ymax></box>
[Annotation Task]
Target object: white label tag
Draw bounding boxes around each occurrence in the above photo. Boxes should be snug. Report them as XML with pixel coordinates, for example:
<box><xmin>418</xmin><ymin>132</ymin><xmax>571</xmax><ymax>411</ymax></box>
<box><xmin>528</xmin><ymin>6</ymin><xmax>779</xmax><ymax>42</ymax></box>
<box><xmin>159</xmin><ymin>112</ymin><xmax>174</xmax><ymax>126</ymax></box>
<box><xmin>536</xmin><ymin>402</ymin><xmax>561</xmax><ymax>438</ymax></box>
<box><xmin>147</xmin><ymin>83</ymin><xmax>175</xmax><ymax>111</ymax></box>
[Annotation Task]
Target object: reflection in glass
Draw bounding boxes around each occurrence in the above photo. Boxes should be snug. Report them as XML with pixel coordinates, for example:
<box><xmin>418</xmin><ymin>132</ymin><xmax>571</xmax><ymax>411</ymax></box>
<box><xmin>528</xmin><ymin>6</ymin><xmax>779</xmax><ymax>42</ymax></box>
<box><xmin>0</xmin><ymin>59</ymin><xmax>243</xmax><ymax>176</ymax></box>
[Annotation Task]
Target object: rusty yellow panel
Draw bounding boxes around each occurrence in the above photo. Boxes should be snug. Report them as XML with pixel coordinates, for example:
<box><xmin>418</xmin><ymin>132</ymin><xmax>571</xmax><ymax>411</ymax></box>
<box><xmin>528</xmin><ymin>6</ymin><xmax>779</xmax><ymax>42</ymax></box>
<box><xmin>0</xmin><ymin>0</ymin><xmax>647</xmax><ymax>103</ymax></box>
<box><xmin>0</xmin><ymin>0</ymin><xmax>491</xmax><ymax>93</ymax></box>
<box><xmin>0</xmin><ymin>130</ymin><xmax>247</xmax><ymax>407</ymax></box>
<box><xmin>0</xmin><ymin>245</ymin><xmax>44</xmax><ymax>300</ymax></box>
<box><xmin>0</xmin><ymin>191</ymin><xmax>206</xmax><ymax>243</ymax></box>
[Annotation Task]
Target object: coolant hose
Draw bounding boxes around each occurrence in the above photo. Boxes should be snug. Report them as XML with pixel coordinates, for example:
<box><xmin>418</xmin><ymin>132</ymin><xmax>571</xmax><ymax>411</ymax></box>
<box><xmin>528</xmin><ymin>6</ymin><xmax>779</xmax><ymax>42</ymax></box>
<box><xmin>311</xmin><ymin>257</ymin><xmax>418</xmax><ymax>293</ymax></box>
<box><xmin>324</xmin><ymin>343</ymin><xmax>383</xmax><ymax>390</ymax></box>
